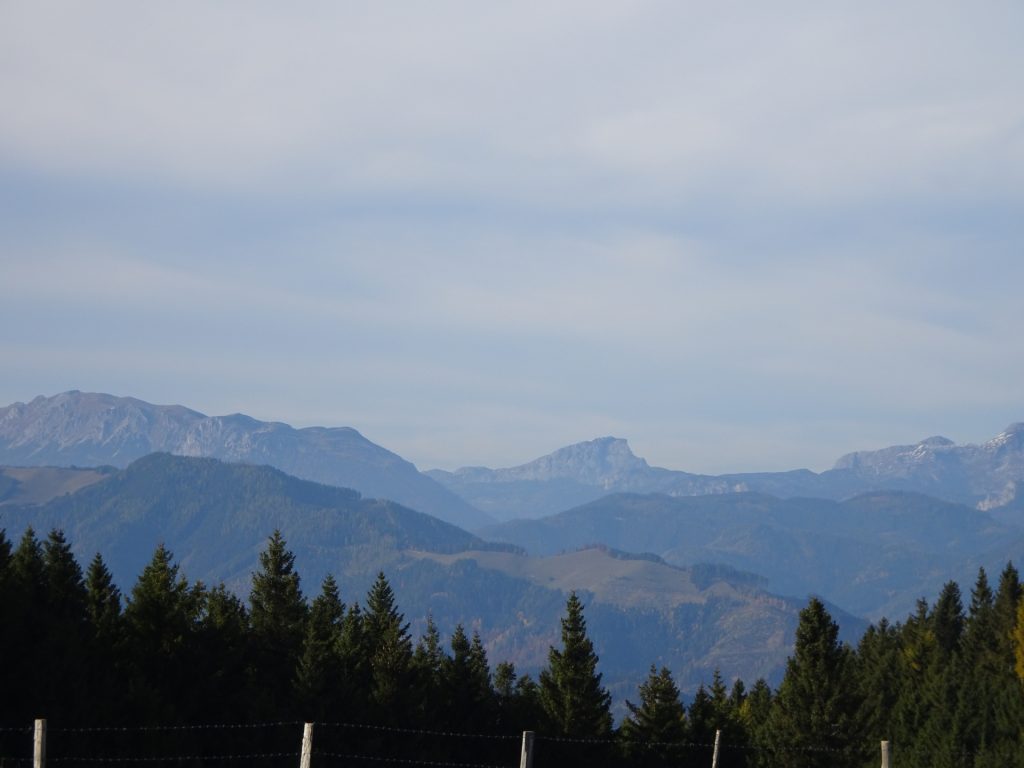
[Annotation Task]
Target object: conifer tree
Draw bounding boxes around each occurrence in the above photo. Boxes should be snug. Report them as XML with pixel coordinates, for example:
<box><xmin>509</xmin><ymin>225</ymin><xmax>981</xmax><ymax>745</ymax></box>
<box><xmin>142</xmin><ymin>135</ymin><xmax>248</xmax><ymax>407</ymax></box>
<box><xmin>619</xmin><ymin>665</ymin><xmax>687</xmax><ymax>768</ymax></box>
<box><xmin>493</xmin><ymin>662</ymin><xmax>542</xmax><ymax>733</ymax></box>
<box><xmin>739</xmin><ymin>679</ymin><xmax>773</xmax><ymax>768</ymax></box>
<box><xmin>41</xmin><ymin>529</ymin><xmax>89</xmax><ymax>720</ymax></box>
<box><xmin>539</xmin><ymin>592</ymin><xmax>613</xmax><ymax>738</ymax></box>
<box><xmin>767</xmin><ymin>597</ymin><xmax>861</xmax><ymax>768</ymax></box>
<box><xmin>86</xmin><ymin>552</ymin><xmax>123</xmax><ymax>642</ymax></box>
<box><xmin>124</xmin><ymin>543</ymin><xmax>203</xmax><ymax>722</ymax></box>
<box><xmin>440</xmin><ymin>625</ymin><xmax>494</xmax><ymax>732</ymax></box>
<box><xmin>854</xmin><ymin>619</ymin><xmax>901</xmax><ymax>749</ymax></box>
<box><xmin>194</xmin><ymin>584</ymin><xmax>252</xmax><ymax>721</ymax></box>
<box><xmin>249</xmin><ymin>530</ymin><xmax>307</xmax><ymax>717</ymax></box>
<box><xmin>687</xmin><ymin>683</ymin><xmax>716</xmax><ymax>747</ymax></box>
<box><xmin>930</xmin><ymin>581</ymin><xmax>964</xmax><ymax>658</ymax></box>
<box><xmin>411</xmin><ymin>615</ymin><xmax>447</xmax><ymax>727</ymax></box>
<box><xmin>950</xmin><ymin>568</ymin><xmax>1000</xmax><ymax>761</ymax></box>
<box><xmin>295</xmin><ymin>574</ymin><xmax>345</xmax><ymax>719</ymax></box>
<box><xmin>993</xmin><ymin>562</ymin><xmax>1022</xmax><ymax>661</ymax></box>
<box><xmin>363</xmin><ymin>572</ymin><xmax>413</xmax><ymax>722</ymax></box>
<box><xmin>83</xmin><ymin>552</ymin><xmax>125</xmax><ymax>723</ymax></box>
<box><xmin>0</xmin><ymin>528</ymin><xmax>16</xmax><ymax>725</ymax></box>
<box><xmin>7</xmin><ymin>528</ymin><xmax>48</xmax><ymax>717</ymax></box>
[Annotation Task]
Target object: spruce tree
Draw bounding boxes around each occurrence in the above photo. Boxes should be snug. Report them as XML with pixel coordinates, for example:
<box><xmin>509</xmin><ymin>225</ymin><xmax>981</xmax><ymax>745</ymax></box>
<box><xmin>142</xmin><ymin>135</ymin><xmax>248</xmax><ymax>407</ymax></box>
<box><xmin>739</xmin><ymin>679</ymin><xmax>773</xmax><ymax>768</ymax></box>
<box><xmin>930</xmin><ymin>581</ymin><xmax>964</xmax><ymax>658</ymax></box>
<box><xmin>41</xmin><ymin>529</ymin><xmax>89</xmax><ymax>720</ymax></box>
<box><xmin>123</xmin><ymin>543</ymin><xmax>203</xmax><ymax>722</ymax></box>
<box><xmin>440</xmin><ymin>625</ymin><xmax>495</xmax><ymax>732</ymax></box>
<box><xmin>249</xmin><ymin>530</ymin><xmax>308</xmax><ymax>718</ymax></box>
<box><xmin>363</xmin><ymin>572</ymin><xmax>413</xmax><ymax>723</ymax></box>
<box><xmin>539</xmin><ymin>592</ymin><xmax>613</xmax><ymax>738</ymax></box>
<box><xmin>494</xmin><ymin>662</ymin><xmax>542</xmax><ymax>733</ymax></box>
<box><xmin>84</xmin><ymin>552</ymin><xmax>125</xmax><ymax>723</ymax></box>
<box><xmin>295</xmin><ymin>574</ymin><xmax>345</xmax><ymax>720</ymax></box>
<box><xmin>7</xmin><ymin>528</ymin><xmax>47</xmax><ymax>717</ymax></box>
<box><xmin>619</xmin><ymin>665</ymin><xmax>687</xmax><ymax>768</ymax></box>
<box><xmin>0</xmin><ymin>529</ymin><xmax>16</xmax><ymax>725</ymax></box>
<box><xmin>411</xmin><ymin>615</ymin><xmax>447</xmax><ymax>728</ymax></box>
<box><xmin>767</xmin><ymin>597</ymin><xmax>861</xmax><ymax>768</ymax></box>
<box><xmin>950</xmin><ymin>568</ymin><xmax>999</xmax><ymax>762</ymax></box>
<box><xmin>854</xmin><ymin>619</ymin><xmax>901</xmax><ymax>750</ymax></box>
<box><xmin>194</xmin><ymin>584</ymin><xmax>252</xmax><ymax>721</ymax></box>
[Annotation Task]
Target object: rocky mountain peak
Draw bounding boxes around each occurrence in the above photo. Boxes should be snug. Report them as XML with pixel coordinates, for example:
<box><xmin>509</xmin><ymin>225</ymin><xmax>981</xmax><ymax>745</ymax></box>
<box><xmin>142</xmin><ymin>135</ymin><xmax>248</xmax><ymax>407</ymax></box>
<box><xmin>487</xmin><ymin>436</ymin><xmax>650</xmax><ymax>487</ymax></box>
<box><xmin>919</xmin><ymin>436</ymin><xmax>955</xmax><ymax>448</ymax></box>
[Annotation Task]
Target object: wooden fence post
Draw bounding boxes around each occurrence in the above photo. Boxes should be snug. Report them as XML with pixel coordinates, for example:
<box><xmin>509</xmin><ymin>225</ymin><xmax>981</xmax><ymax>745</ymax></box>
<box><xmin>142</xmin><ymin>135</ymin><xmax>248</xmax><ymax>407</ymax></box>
<box><xmin>300</xmin><ymin>722</ymin><xmax>313</xmax><ymax>768</ymax></box>
<box><xmin>33</xmin><ymin>719</ymin><xmax>46</xmax><ymax>768</ymax></box>
<box><xmin>519</xmin><ymin>730</ymin><xmax>534</xmax><ymax>768</ymax></box>
<box><xmin>880</xmin><ymin>740</ymin><xmax>890</xmax><ymax>768</ymax></box>
<box><xmin>711</xmin><ymin>729</ymin><xmax>721</xmax><ymax>768</ymax></box>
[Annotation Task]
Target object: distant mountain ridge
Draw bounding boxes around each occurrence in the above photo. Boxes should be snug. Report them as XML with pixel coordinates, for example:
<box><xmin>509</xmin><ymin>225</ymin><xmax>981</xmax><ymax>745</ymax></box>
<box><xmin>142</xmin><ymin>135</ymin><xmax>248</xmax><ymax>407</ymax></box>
<box><xmin>833</xmin><ymin>424</ymin><xmax>1024</xmax><ymax>507</ymax></box>
<box><xmin>0</xmin><ymin>452</ymin><xmax>845</xmax><ymax>699</ymax></box>
<box><xmin>480</xmin><ymin>490</ymin><xmax>1022</xmax><ymax>620</ymax></box>
<box><xmin>430</xmin><ymin>429</ymin><xmax>1024</xmax><ymax>520</ymax></box>
<box><xmin>0</xmin><ymin>391</ymin><xmax>491</xmax><ymax>530</ymax></box>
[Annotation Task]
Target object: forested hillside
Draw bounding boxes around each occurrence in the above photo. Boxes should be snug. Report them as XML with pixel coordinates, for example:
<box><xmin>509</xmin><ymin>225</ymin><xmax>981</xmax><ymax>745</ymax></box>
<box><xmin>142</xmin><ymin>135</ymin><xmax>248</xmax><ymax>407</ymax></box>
<box><xmin>1</xmin><ymin>453</ymin><xmax>830</xmax><ymax>700</ymax></box>
<box><xmin>483</xmin><ymin>490</ymin><xmax>1019</xmax><ymax>618</ymax></box>
<box><xmin>1</xmin><ymin>528</ymin><xmax>1023</xmax><ymax>767</ymax></box>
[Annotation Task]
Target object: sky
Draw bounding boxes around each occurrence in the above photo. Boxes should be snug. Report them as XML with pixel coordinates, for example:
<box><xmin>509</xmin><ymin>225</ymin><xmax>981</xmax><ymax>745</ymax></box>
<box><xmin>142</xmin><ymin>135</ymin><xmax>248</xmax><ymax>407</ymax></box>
<box><xmin>2</xmin><ymin>2</ymin><xmax>1023</xmax><ymax>474</ymax></box>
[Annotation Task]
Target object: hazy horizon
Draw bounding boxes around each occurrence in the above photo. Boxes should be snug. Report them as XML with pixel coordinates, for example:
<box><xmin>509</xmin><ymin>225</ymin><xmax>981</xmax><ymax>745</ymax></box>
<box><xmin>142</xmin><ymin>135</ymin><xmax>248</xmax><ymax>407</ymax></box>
<box><xmin>3</xmin><ymin>3</ymin><xmax>1022</xmax><ymax>474</ymax></box>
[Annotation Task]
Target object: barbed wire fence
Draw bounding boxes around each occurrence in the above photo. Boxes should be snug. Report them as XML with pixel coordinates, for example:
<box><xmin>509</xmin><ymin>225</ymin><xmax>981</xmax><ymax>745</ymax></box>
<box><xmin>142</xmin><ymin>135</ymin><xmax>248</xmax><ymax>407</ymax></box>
<box><xmin>0</xmin><ymin>718</ymin><xmax>948</xmax><ymax>768</ymax></box>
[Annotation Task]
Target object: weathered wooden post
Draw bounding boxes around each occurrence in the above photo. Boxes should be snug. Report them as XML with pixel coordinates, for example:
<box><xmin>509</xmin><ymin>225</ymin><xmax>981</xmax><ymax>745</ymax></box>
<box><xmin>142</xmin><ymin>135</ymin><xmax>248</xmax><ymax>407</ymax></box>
<box><xmin>711</xmin><ymin>729</ymin><xmax>721</xmax><ymax>768</ymax></box>
<box><xmin>880</xmin><ymin>739</ymin><xmax>891</xmax><ymax>768</ymax></box>
<box><xmin>34</xmin><ymin>719</ymin><xmax>46</xmax><ymax>768</ymax></box>
<box><xmin>299</xmin><ymin>722</ymin><xmax>314</xmax><ymax>768</ymax></box>
<box><xmin>519</xmin><ymin>730</ymin><xmax>534</xmax><ymax>768</ymax></box>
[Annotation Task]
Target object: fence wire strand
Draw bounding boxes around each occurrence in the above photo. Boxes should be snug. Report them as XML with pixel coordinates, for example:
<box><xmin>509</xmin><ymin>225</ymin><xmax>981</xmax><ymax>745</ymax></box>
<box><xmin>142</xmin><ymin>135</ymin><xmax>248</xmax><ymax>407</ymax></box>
<box><xmin>53</xmin><ymin>722</ymin><xmax>300</xmax><ymax>735</ymax></box>
<box><xmin>316</xmin><ymin>722</ymin><xmax>517</xmax><ymax>741</ymax></box>
<box><xmin>48</xmin><ymin>752</ymin><xmax>298</xmax><ymax>764</ymax></box>
<box><xmin>1</xmin><ymin>718</ymin><xmax>973</xmax><ymax>765</ymax></box>
<box><xmin>312</xmin><ymin>750</ymin><xmax>514</xmax><ymax>768</ymax></box>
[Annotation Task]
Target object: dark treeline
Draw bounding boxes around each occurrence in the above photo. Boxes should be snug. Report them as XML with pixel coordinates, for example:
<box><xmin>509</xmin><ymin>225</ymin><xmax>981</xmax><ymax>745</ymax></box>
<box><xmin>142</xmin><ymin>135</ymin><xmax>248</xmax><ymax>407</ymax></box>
<box><xmin>2</xmin><ymin>526</ymin><xmax>1024</xmax><ymax>767</ymax></box>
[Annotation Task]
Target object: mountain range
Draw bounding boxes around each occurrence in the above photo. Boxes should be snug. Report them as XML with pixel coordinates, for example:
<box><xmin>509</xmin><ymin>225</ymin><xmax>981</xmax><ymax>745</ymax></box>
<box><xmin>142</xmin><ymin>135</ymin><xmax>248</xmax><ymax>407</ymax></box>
<box><xmin>5</xmin><ymin>392</ymin><xmax>1023</xmax><ymax>524</ymax></box>
<box><xmin>428</xmin><ymin>429</ymin><xmax>1024</xmax><ymax>520</ymax></box>
<box><xmin>0</xmin><ymin>391</ymin><xmax>490</xmax><ymax>530</ymax></box>
<box><xmin>479</xmin><ymin>490</ymin><xmax>1020</xmax><ymax>619</ymax></box>
<box><xmin>0</xmin><ymin>452</ymin><xmax>845</xmax><ymax>701</ymax></box>
<box><xmin>3</xmin><ymin>390</ymin><xmax>1023</xmax><ymax>694</ymax></box>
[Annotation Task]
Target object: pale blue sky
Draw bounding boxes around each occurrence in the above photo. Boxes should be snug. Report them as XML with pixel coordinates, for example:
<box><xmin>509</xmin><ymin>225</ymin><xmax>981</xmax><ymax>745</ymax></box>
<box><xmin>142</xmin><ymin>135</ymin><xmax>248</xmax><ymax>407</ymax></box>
<box><xmin>2</xmin><ymin>2</ymin><xmax>1023</xmax><ymax>473</ymax></box>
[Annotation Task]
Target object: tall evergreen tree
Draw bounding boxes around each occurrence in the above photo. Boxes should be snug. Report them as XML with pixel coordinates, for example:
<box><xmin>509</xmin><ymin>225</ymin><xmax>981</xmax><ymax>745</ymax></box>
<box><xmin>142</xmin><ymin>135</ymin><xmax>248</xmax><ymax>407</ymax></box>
<box><xmin>81</xmin><ymin>552</ymin><xmax>125</xmax><ymax>724</ymax></box>
<box><xmin>6</xmin><ymin>528</ymin><xmax>48</xmax><ymax>717</ymax></box>
<box><xmin>41</xmin><ymin>529</ymin><xmax>89</xmax><ymax>720</ymax></box>
<box><xmin>194</xmin><ymin>584</ymin><xmax>252</xmax><ymax>721</ymax></box>
<box><xmin>411</xmin><ymin>615</ymin><xmax>447</xmax><ymax>728</ymax></box>
<box><xmin>493</xmin><ymin>662</ymin><xmax>542</xmax><ymax>733</ymax></box>
<box><xmin>249</xmin><ymin>530</ymin><xmax>307</xmax><ymax>718</ymax></box>
<box><xmin>930</xmin><ymin>581</ymin><xmax>964</xmax><ymax>659</ymax></box>
<box><xmin>440</xmin><ymin>625</ymin><xmax>494</xmax><ymax>732</ymax></box>
<box><xmin>767</xmin><ymin>597</ymin><xmax>862</xmax><ymax>768</ymax></box>
<box><xmin>950</xmin><ymin>568</ymin><xmax>1000</xmax><ymax>762</ymax></box>
<box><xmin>363</xmin><ymin>572</ymin><xmax>413</xmax><ymax>723</ymax></box>
<box><xmin>0</xmin><ymin>528</ymin><xmax>16</xmax><ymax>726</ymax></box>
<box><xmin>539</xmin><ymin>592</ymin><xmax>613</xmax><ymax>738</ymax></box>
<box><xmin>854</xmin><ymin>619</ymin><xmax>901</xmax><ymax>750</ymax></box>
<box><xmin>619</xmin><ymin>665</ymin><xmax>687</xmax><ymax>768</ymax></box>
<box><xmin>123</xmin><ymin>544</ymin><xmax>203</xmax><ymax>722</ymax></box>
<box><xmin>295</xmin><ymin>574</ymin><xmax>345</xmax><ymax>720</ymax></box>
<box><xmin>739</xmin><ymin>679</ymin><xmax>773</xmax><ymax>768</ymax></box>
